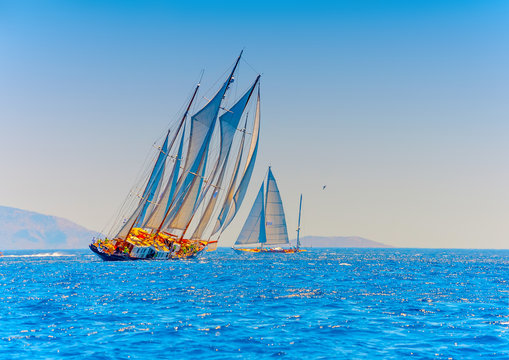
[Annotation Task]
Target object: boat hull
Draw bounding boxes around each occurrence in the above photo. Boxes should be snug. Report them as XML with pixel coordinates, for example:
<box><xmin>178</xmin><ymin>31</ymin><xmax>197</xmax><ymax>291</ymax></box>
<box><xmin>89</xmin><ymin>244</ymin><xmax>133</xmax><ymax>261</ymax></box>
<box><xmin>89</xmin><ymin>243</ymin><xmax>203</xmax><ymax>261</ymax></box>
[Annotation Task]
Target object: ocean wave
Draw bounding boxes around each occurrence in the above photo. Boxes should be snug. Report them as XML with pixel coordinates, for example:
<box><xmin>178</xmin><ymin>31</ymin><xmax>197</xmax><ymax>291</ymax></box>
<box><xmin>1</xmin><ymin>252</ymin><xmax>76</xmax><ymax>258</ymax></box>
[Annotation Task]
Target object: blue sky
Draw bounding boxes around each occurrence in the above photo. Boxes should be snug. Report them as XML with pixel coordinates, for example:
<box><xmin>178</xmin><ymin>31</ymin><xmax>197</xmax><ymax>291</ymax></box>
<box><xmin>1</xmin><ymin>0</ymin><xmax>508</xmax><ymax>248</ymax></box>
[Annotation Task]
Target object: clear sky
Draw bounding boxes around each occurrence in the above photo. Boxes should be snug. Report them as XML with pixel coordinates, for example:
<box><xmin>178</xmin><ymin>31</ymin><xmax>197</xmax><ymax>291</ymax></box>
<box><xmin>1</xmin><ymin>0</ymin><xmax>508</xmax><ymax>248</ymax></box>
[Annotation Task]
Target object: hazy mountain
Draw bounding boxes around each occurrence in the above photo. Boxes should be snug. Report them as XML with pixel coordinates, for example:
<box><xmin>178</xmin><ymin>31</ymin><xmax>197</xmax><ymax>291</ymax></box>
<box><xmin>297</xmin><ymin>236</ymin><xmax>390</xmax><ymax>248</ymax></box>
<box><xmin>0</xmin><ymin>206</ymin><xmax>100</xmax><ymax>250</ymax></box>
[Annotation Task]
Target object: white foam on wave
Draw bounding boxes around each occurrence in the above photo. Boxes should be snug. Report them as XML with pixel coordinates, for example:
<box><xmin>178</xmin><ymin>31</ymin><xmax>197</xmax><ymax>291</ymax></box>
<box><xmin>2</xmin><ymin>252</ymin><xmax>76</xmax><ymax>258</ymax></box>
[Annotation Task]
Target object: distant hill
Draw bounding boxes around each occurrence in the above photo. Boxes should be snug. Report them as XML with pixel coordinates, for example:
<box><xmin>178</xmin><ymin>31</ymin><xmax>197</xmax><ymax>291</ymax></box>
<box><xmin>297</xmin><ymin>236</ymin><xmax>390</xmax><ymax>248</ymax></box>
<box><xmin>0</xmin><ymin>206</ymin><xmax>100</xmax><ymax>250</ymax></box>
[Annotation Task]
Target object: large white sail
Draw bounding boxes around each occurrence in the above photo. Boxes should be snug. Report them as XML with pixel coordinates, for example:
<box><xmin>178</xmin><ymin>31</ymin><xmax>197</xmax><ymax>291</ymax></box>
<box><xmin>235</xmin><ymin>183</ymin><xmax>266</xmax><ymax>245</ymax></box>
<box><xmin>143</xmin><ymin>126</ymin><xmax>186</xmax><ymax>230</ymax></box>
<box><xmin>166</xmin><ymin>148</ymin><xmax>209</xmax><ymax>230</ymax></box>
<box><xmin>264</xmin><ymin>168</ymin><xmax>289</xmax><ymax>245</ymax></box>
<box><xmin>215</xmin><ymin>87</ymin><xmax>261</xmax><ymax>234</ymax></box>
<box><xmin>191</xmin><ymin>130</ymin><xmax>246</xmax><ymax>240</ymax></box>
<box><xmin>159</xmin><ymin>55</ymin><xmax>242</xmax><ymax>232</ymax></box>
<box><xmin>186</xmin><ymin>79</ymin><xmax>259</xmax><ymax>238</ymax></box>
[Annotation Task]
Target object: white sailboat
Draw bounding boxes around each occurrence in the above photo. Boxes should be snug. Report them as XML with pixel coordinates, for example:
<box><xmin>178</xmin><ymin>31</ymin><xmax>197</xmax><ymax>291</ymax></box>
<box><xmin>233</xmin><ymin>167</ymin><xmax>305</xmax><ymax>253</ymax></box>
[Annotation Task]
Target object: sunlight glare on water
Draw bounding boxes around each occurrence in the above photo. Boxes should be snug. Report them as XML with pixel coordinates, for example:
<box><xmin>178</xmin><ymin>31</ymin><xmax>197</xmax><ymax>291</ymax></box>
<box><xmin>0</xmin><ymin>248</ymin><xmax>507</xmax><ymax>359</ymax></box>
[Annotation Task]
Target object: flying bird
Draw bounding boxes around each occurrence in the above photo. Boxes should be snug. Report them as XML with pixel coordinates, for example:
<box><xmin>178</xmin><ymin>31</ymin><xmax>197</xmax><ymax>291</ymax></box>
<box><xmin>322</xmin><ymin>185</ymin><xmax>327</xmax><ymax>190</ymax></box>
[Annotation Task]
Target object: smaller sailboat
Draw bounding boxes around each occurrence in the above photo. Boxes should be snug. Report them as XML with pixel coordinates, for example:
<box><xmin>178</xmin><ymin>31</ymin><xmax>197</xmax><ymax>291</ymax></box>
<box><xmin>233</xmin><ymin>167</ymin><xmax>305</xmax><ymax>253</ymax></box>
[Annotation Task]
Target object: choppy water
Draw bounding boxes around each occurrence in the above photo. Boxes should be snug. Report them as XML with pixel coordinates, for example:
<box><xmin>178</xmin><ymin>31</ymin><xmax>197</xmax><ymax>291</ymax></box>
<box><xmin>0</xmin><ymin>248</ymin><xmax>507</xmax><ymax>359</ymax></box>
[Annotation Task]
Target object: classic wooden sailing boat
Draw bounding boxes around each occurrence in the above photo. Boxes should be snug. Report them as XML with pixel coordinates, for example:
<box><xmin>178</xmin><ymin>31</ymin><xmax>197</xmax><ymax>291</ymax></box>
<box><xmin>90</xmin><ymin>52</ymin><xmax>262</xmax><ymax>261</ymax></box>
<box><xmin>233</xmin><ymin>167</ymin><xmax>305</xmax><ymax>253</ymax></box>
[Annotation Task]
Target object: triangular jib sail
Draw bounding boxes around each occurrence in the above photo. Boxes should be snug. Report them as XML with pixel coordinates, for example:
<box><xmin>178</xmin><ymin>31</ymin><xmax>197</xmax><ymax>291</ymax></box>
<box><xmin>235</xmin><ymin>183</ymin><xmax>266</xmax><ymax>245</ymax></box>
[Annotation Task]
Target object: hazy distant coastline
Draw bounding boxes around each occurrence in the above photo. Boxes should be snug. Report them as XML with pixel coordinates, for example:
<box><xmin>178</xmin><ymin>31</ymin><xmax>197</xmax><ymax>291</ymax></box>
<box><xmin>297</xmin><ymin>235</ymin><xmax>390</xmax><ymax>248</ymax></box>
<box><xmin>0</xmin><ymin>206</ymin><xmax>100</xmax><ymax>250</ymax></box>
<box><xmin>0</xmin><ymin>206</ymin><xmax>390</xmax><ymax>250</ymax></box>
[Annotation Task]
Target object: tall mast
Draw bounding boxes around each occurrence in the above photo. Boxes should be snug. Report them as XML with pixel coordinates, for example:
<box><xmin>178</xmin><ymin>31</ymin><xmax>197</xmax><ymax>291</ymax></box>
<box><xmin>169</xmin><ymin>82</ymin><xmax>201</xmax><ymax>157</ymax></box>
<box><xmin>183</xmin><ymin>76</ymin><xmax>260</xmax><ymax>241</ymax></box>
<box><xmin>156</xmin><ymin>52</ymin><xmax>242</xmax><ymax>237</ymax></box>
<box><xmin>261</xmin><ymin>168</ymin><xmax>269</xmax><ymax>250</ymax></box>
<box><xmin>122</xmin><ymin>82</ymin><xmax>200</xmax><ymax>241</ymax></box>
<box><xmin>296</xmin><ymin>194</ymin><xmax>302</xmax><ymax>250</ymax></box>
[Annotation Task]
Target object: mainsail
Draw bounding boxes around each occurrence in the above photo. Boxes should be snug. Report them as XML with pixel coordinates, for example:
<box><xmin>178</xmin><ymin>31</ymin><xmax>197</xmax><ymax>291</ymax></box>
<box><xmin>213</xmin><ymin>86</ymin><xmax>261</xmax><ymax>235</ymax></box>
<box><xmin>264</xmin><ymin>167</ymin><xmax>289</xmax><ymax>245</ymax></box>
<box><xmin>159</xmin><ymin>54</ymin><xmax>243</xmax><ymax>233</ymax></box>
<box><xmin>234</xmin><ymin>167</ymin><xmax>289</xmax><ymax>247</ymax></box>
<box><xmin>191</xmin><ymin>127</ymin><xmax>246</xmax><ymax>240</ymax></box>
<box><xmin>186</xmin><ymin>77</ymin><xmax>260</xmax><ymax>239</ymax></box>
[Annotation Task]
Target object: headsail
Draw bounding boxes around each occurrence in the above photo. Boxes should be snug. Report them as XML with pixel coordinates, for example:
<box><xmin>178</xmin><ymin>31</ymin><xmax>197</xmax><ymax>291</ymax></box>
<box><xmin>114</xmin><ymin>131</ymin><xmax>170</xmax><ymax>239</ymax></box>
<box><xmin>264</xmin><ymin>168</ymin><xmax>289</xmax><ymax>245</ymax></box>
<box><xmin>135</xmin><ymin>132</ymin><xmax>169</xmax><ymax>227</ymax></box>
<box><xmin>235</xmin><ymin>182</ymin><xmax>266</xmax><ymax>245</ymax></box>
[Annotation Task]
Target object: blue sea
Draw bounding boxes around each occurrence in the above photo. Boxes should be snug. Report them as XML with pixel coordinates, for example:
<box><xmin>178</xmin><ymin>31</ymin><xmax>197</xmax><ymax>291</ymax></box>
<box><xmin>0</xmin><ymin>248</ymin><xmax>507</xmax><ymax>359</ymax></box>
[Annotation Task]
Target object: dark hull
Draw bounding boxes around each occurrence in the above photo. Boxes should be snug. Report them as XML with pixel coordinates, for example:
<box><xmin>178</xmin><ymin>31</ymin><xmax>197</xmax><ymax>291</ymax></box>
<box><xmin>89</xmin><ymin>244</ymin><xmax>203</xmax><ymax>261</ymax></box>
<box><xmin>89</xmin><ymin>244</ymin><xmax>134</xmax><ymax>261</ymax></box>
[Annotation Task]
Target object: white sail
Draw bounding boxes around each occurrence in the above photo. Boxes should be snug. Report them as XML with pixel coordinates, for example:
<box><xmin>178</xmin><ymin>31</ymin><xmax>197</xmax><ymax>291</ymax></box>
<box><xmin>141</xmin><ymin>168</ymin><xmax>165</xmax><ymax>228</ymax></box>
<box><xmin>191</xmin><ymin>130</ymin><xmax>246</xmax><ymax>240</ymax></box>
<box><xmin>235</xmin><ymin>183</ymin><xmax>266</xmax><ymax>245</ymax></box>
<box><xmin>166</xmin><ymin>150</ymin><xmax>209</xmax><ymax>230</ymax></box>
<box><xmin>190</xmin><ymin>157</ymin><xmax>228</xmax><ymax>240</ymax></box>
<box><xmin>160</xmin><ymin>55</ymin><xmax>242</xmax><ymax>232</ymax></box>
<box><xmin>264</xmin><ymin>168</ymin><xmax>289</xmax><ymax>245</ymax></box>
<box><xmin>143</xmin><ymin>126</ymin><xmax>186</xmax><ymax>230</ymax></box>
<box><xmin>215</xmin><ymin>87</ymin><xmax>261</xmax><ymax>234</ymax></box>
<box><xmin>115</xmin><ymin>201</ymin><xmax>145</xmax><ymax>239</ymax></box>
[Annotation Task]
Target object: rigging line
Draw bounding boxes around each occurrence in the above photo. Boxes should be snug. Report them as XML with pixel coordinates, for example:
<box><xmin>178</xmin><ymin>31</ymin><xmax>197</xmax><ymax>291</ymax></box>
<box><xmin>199</xmin><ymin>64</ymin><xmax>235</xmax><ymax>105</ymax></box>
<box><xmin>198</xmin><ymin>51</ymin><xmax>243</xmax><ymax>110</ymax></box>
<box><xmin>158</xmin><ymin>53</ymin><xmax>242</xmax><ymax>237</ymax></box>
<box><xmin>241</xmin><ymin>57</ymin><xmax>259</xmax><ymax>75</ymax></box>
<box><xmin>165</xmin><ymin>78</ymin><xmax>204</xmax><ymax>129</ymax></box>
